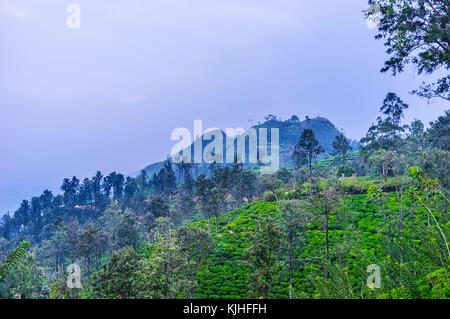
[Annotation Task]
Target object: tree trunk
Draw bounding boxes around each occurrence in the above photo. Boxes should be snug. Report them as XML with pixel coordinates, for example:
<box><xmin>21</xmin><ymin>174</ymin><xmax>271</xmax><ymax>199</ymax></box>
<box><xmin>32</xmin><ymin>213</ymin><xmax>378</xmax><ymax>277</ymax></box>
<box><xmin>426</xmin><ymin>190</ymin><xmax>431</xmax><ymax>226</ymax></box>
<box><xmin>394</xmin><ymin>174</ymin><xmax>403</xmax><ymax>234</ymax></box>
<box><xmin>324</xmin><ymin>210</ymin><xmax>329</xmax><ymax>282</ymax></box>
<box><xmin>187</xmin><ymin>266</ymin><xmax>193</xmax><ymax>299</ymax></box>
<box><xmin>289</xmin><ymin>257</ymin><xmax>293</xmax><ymax>299</ymax></box>
<box><xmin>308</xmin><ymin>160</ymin><xmax>312</xmax><ymax>196</ymax></box>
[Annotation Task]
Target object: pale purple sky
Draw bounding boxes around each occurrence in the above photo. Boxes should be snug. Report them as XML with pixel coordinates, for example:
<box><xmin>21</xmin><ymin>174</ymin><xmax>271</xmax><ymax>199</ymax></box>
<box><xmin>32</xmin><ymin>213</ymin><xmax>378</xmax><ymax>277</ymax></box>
<box><xmin>0</xmin><ymin>0</ymin><xmax>448</xmax><ymax>214</ymax></box>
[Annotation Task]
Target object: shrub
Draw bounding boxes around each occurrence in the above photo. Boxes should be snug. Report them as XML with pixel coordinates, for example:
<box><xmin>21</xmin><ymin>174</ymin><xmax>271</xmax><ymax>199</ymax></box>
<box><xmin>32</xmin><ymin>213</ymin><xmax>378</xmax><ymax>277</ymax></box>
<box><xmin>337</xmin><ymin>165</ymin><xmax>355</xmax><ymax>177</ymax></box>
<box><xmin>263</xmin><ymin>191</ymin><xmax>277</xmax><ymax>202</ymax></box>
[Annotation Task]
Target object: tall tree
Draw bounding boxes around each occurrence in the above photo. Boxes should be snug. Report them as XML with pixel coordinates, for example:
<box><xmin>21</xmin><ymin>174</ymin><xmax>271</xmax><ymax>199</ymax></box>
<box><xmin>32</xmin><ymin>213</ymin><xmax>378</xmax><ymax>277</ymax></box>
<box><xmin>360</xmin><ymin>92</ymin><xmax>409</xmax><ymax>158</ymax></box>
<box><xmin>75</xmin><ymin>224</ymin><xmax>106</xmax><ymax>283</ymax></box>
<box><xmin>176</xmin><ymin>226</ymin><xmax>215</xmax><ymax>298</ymax></box>
<box><xmin>61</xmin><ymin>176</ymin><xmax>79</xmax><ymax>207</ymax></box>
<box><xmin>310</xmin><ymin>181</ymin><xmax>343</xmax><ymax>282</ymax></box>
<box><xmin>180</xmin><ymin>172</ymin><xmax>195</xmax><ymax>220</ymax></box>
<box><xmin>369</xmin><ymin>150</ymin><xmax>406</xmax><ymax>232</ymax></box>
<box><xmin>293</xmin><ymin>129</ymin><xmax>325</xmax><ymax>193</ymax></box>
<box><xmin>367</xmin><ymin>0</ymin><xmax>450</xmax><ymax>101</ymax></box>
<box><xmin>278</xmin><ymin>200</ymin><xmax>312</xmax><ymax>299</ymax></box>
<box><xmin>243</xmin><ymin>217</ymin><xmax>282</xmax><ymax>299</ymax></box>
<box><xmin>91</xmin><ymin>246</ymin><xmax>141</xmax><ymax>299</ymax></box>
<box><xmin>427</xmin><ymin>110</ymin><xmax>450</xmax><ymax>151</ymax></box>
<box><xmin>98</xmin><ymin>201</ymin><xmax>123</xmax><ymax>253</ymax></box>
<box><xmin>116</xmin><ymin>209</ymin><xmax>139</xmax><ymax>250</ymax></box>
<box><xmin>195</xmin><ymin>175</ymin><xmax>225</xmax><ymax>233</ymax></box>
<box><xmin>332</xmin><ymin>134</ymin><xmax>352</xmax><ymax>166</ymax></box>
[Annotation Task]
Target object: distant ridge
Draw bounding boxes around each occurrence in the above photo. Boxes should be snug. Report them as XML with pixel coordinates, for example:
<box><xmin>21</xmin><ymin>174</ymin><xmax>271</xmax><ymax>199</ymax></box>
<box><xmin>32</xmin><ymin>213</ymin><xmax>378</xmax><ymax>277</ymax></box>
<box><xmin>133</xmin><ymin>116</ymin><xmax>359</xmax><ymax>178</ymax></box>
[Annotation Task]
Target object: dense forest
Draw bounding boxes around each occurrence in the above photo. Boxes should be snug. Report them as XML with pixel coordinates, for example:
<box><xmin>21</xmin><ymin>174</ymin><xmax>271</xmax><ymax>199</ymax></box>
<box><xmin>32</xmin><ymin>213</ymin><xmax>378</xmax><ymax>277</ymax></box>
<box><xmin>1</xmin><ymin>0</ymin><xmax>449</xmax><ymax>299</ymax></box>
<box><xmin>0</xmin><ymin>103</ymin><xmax>448</xmax><ymax>298</ymax></box>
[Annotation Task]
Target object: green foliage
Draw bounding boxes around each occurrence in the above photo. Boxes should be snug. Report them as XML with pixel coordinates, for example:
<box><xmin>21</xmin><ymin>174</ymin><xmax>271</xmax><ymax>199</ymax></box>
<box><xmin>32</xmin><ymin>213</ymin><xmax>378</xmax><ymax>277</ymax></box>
<box><xmin>91</xmin><ymin>247</ymin><xmax>142</xmax><ymax>299</ymax></box>
<box><xmin>0</xmin><ymin>241</ymin><xmax>30</xmax><ymax>283</ymax></box>
<box><xmin>332</xmin><ymin>134</ymin><xmax>352</xmax><ymax>166</ymax></box>
<box><xmin>337</xmin><ymin>166</ymin><xmax>355</xmax><ymax>178</ymax></box>
<box><xmin>263</xmin><ymin>191</ymin><xmax>277</xmax><ymax>202</ymax></box>
<box><xmin>367</xmin><ymin>0</ymin><xmax>449</xmax><ymax>101</ymax></box>
<box><xmin>243</xmin><ymin>217</ymin><xmax>282</xmax><ymax>298</ymax></box>
<box><xmin>0</xmin><ymin>250</ymin><xmax>47</xmax><ymax>299</ymax></box>
<box><xmin>0</xmin><ymin>103</ymin><xmax>448</xmax><ymax>300</ymax></box>
<box><xmin>293</xmin><ymin>129</ymin><xmax>325</xmax><ymax>170</ymax></box>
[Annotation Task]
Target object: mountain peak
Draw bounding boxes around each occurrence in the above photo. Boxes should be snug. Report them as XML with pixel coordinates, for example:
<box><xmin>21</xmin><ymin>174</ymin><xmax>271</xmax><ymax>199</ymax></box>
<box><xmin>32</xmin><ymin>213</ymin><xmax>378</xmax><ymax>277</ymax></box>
<box><xmin>136</xmin><ymin>115</ymin><xmax>358</xmax><ymax>177</ymax></box>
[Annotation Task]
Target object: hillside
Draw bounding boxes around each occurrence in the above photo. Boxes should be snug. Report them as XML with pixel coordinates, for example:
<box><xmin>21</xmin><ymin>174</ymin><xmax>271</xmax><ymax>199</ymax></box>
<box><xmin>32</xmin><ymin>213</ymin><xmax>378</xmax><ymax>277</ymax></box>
<box><xmin>189</xmin><ymin>193</ymin><xmax>445</xmax><ymax>299</ymax></box>
<box><xmin>138</xmin><ymin>116</ymin><xmax>359</xmax><ymax>177</ymax></box>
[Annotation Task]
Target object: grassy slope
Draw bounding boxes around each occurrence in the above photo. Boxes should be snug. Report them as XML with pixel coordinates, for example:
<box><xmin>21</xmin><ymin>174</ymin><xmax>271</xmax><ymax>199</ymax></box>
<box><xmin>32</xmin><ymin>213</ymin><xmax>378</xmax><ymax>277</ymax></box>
<box><xmin>190</xmin><ymin>192</ymin><xmax>411</xmax><ymax>299</ymax></box>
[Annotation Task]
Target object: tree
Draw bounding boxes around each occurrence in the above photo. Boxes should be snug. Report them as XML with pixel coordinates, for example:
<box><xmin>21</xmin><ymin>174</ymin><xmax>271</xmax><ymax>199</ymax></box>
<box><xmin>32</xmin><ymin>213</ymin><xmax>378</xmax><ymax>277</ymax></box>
<box><xmin>91</xmin><ymin>246</ymin><xmax>141</xmax><ymax>299</ymax></box>
<box><xmin>367</xmin><ymin>0</ymin><xmax>450</xmax><ymax>101</ymax></box>
<box><xmin>91</xmin><ymin>171</ymin><xmax>108</xmax><ymax>209</ymax></box>
<box><xmin>104</xmin><ymin>172</ymin><xmax>125</xmax><ymax>200</ymax></box>
<box><xmin>163</xmin><ymin>159</ymin><xmax>177</xmax><ymax>194</ymax></box>
<box><xmin>149</xmin><ymin>217</ymin><xmax>174</xmax><ymax>244</ymax></box>
<box><xmin>142</xmin><ymin>235</ymin><xmax>186</xmax><ymax>299</ymax></box>
<box><xmin>63</xmin><ymin>219</ymin><xmax>81</xmax><ymax>263</ymax></box>
<box><xmin>427</xmin><ymin>110</ymin><xmax>450</xmax><ymax>151</ymax></box>
<box><xmin>116</xmin><ymin>209</ymin><xmax>139</xmax><ymax>250</ymax></box>
<box><xmin>332</xmin><ymin>134</ymin><xmax>352</xmax><ymax>166</ymax></box>
<box><xmin>407</xmin><ymin>166</ymin><xmax>450</xmax><ymax>257</ymax></box>
<box><xmin>243</xmin><ymin>217</ymin><xmax>282</xmax><ymax>298</ymax></box>
<box><xmin>180</xmin><ymin>172</ymin><xmax>195</xmax><ymax>220</ymax></box>
<box><xmin>0</xmin><ymin>214</ymin><xmax>12</xmax><ymax>240</ymax></box>
<box><xmin>412</xmin><ymin>76</ymin><xmax>450</xmax><ymax>101</ymax></box>
<box><xmin>369</xmin><ymin>150</ymin><xmax>407</xmax><ymax>232</ymax></box>
<box><xmin>0</xmin><ymin>241</ymin><xmax>29</xmax><ymax>284</ymax></box>
<box><xmin>360</xmin><ymin>92</ymin><xmax>408</xmax><ymax>158</ymax></box>
<box><xmin>293</xmin><ymin>129</ymin><xmax>325</xmax><ymax>193</ymax></box>
<box><xmin>14</xmin><ymin>200</ymin><xmax>30</xmax><ymax>234</ymax></box>
<box><xmin>421</xmin><ymin>148</ymin><xmax>450</xmax><ymax>188</ymax></box>
<box><xmin>76</xmin><ymin>224</ymin><xmax>107</xmax><ymax>282</ymax></box>
<box><xmin>264</xmin><ymin>114</ymin><xmax>278</xmax><ymax>122</ymax></box>
<box><xmin>237</xmin><ymin>170</ymin><xmax>259</xmax><ymax>204</ymax></box>
<box><xmin>176</xmin><ymin>226</ymin><xmax>215</xmax><ymax>298</ymax></box>
<box><xmin>136</xmin><ymin>169</ymin><xmax>148</xmax><ymax>190</ymax></box>
<box><xmin>61</xmin><ymin>176</ymin><xmax>79</xmax><ymax>207</ymax></box>
<box><xmin>310</xmin><ymin>181</ymin><xmax>343</xmax><ymax>282</ymax></box>
<box><xmin>124</xmin><ymin>177</ymin><xmax>138</xmax><ymax>200</ymax></box>
<box><xmin>290</xmin><ymin>115</ymin><xmax>300</xmax><ymax>122</ymax></box>
<box><xmin>407</xmin><ymin>119</ymin><xmax>426</xmax><ymax>151</ymax></box>
<box><xmin>147</xmin><ymin>195</ymin><xmax>169</xmax><ymax>219</ymax></box>
<box><xmin>0</xmin><ymin>250</ymin><xmax>46</xmax><ymax>299</ymax></box>
<box><xmin>98</xmin><ymin>201</ymin><xmax>123</xmax><ymax>253</ymax></box>
<box><xmin>152</xmin><ymin>159</ymin><xmax>177</xmax><ymax>195</ymax></box>
<box><xmin>195</xmin><ymin>175</ymin><xmax>225</xmax><ymax>233</ymax></box>
<box><xmin>78</xmin><ymin>178</ymin><xmax>93</xmax><ymax>205</ymax></box>
<box><xmin>278</xmin><ymin>200</ymin><xmax>312</xmax><ymax>299</ymax></box>
<box><xmin>260</xmin><ymin>176</ymin><xmax>283</xmax><ymax>201</ymax></box>
<box><xmin>277</xmin><ymin>168</ymin><xmax>294</xmax><ymax>185</ymax></box>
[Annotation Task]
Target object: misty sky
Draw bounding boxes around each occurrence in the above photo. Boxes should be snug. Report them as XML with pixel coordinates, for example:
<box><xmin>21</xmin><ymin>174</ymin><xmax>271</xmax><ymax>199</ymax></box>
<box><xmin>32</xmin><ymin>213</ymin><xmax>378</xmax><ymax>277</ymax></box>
<box><xmin>0</xmin><ymin>0</ymin><xmax>448</xmax><ymax>215</ymax></box>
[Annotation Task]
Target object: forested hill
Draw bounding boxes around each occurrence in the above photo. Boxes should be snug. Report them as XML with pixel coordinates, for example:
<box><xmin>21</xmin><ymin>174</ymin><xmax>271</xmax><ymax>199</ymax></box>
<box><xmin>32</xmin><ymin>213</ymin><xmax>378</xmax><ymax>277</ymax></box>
<box><xmin>0</xmin><ymin>109</ymin><xmax>448</xmax><ymax>299</ymax></box>
<box><xmin>138</xmin><ymin>115</ymin><xmax>360</xmax><ymax>177</ymax></box>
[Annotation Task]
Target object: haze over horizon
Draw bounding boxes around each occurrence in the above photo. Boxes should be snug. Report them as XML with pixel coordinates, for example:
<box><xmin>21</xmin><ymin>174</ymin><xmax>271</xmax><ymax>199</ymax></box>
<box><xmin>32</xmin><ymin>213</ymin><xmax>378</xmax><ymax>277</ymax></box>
<box><xmin>1</xmin><ymin>0</ymin><xmax>448</xmax><ymax>215</ymax></box>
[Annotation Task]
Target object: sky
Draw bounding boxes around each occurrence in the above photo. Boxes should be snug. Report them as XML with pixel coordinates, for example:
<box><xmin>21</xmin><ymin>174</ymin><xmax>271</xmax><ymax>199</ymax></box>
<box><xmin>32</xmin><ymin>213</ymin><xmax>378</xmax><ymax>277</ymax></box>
<box><xmin>0</xmin><ymin>0</ymin><xmax>448</xmax><ymax>215</ymax></box>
